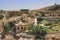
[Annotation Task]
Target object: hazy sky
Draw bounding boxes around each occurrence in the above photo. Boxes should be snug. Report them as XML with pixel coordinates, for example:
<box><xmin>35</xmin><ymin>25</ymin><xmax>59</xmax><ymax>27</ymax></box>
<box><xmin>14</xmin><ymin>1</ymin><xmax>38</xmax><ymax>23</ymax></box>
<box><xmin>0</xmin><ymin>0</ymin><xmax>60</xmax><ymax>10</ymax></box>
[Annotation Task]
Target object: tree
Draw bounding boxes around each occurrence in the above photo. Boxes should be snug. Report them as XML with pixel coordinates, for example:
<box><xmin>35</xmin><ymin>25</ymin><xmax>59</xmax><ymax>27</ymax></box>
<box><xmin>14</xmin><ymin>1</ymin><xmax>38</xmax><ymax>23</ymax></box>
<box><xmin>9</xmin><ymin>21</ymin><xmax>16</xmax><ymax>32</ymax></box>
<box><xmin>9</xmin><ymin>21</ymin><xmax>17</xmax><ymax>39</ymax></box>
<box><xmin>28</xmin><ymin>24</ymin><xmax>47</xmax><ymax>39</ymax></box>
<box><xmin>37</xmin><ymin>17</ymin><xmax>43</xmax><ymax>23</ymax></box>
<box><xmin>3</xmin><ymin>24</ymin><xmax>9</xmax><ymax>33</ymax></box>
<box><xmin>0</xmin><ymin>14</ymin><xmax>4</xmax><ymax>19</ymax></box>
<box><xmin>3</xmin><ymin>21</ymin><xmax>16</xmax><ymax>33</ymax></box>
<box><xmin>9</xmin><ymin>21</ymin><xmax>15</xmax><ymax>27</ymax></box>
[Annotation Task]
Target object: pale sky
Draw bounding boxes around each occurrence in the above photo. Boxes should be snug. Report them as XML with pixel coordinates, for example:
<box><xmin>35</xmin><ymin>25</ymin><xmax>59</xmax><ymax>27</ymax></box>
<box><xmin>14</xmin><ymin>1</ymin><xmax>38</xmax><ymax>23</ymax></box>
<box><xmin>0</xmin><ymin>0</ymin><xmax>60</xmax><ymax>10</ymax></box>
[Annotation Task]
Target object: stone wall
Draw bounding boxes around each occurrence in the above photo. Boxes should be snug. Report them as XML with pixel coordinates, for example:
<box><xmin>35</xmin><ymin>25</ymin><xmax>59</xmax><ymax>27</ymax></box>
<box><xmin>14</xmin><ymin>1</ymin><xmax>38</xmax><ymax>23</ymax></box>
<box><xmin>45</xmin><ymin>32</ymin><xmax>60</xmax><ymax>40</ymax></box>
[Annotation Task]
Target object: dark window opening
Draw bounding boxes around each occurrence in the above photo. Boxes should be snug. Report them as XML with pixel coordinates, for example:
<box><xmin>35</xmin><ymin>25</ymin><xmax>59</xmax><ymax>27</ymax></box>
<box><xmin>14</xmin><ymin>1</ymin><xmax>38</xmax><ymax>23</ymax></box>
<box><xmin>18</xmin><ymin>27</ymin><xmax>20</xmax><ymax>30</ymax></box>
<box><xmin>21</xmin><ymin>27</ymin><xmax>23</xmax><ymax>29</ymax></box>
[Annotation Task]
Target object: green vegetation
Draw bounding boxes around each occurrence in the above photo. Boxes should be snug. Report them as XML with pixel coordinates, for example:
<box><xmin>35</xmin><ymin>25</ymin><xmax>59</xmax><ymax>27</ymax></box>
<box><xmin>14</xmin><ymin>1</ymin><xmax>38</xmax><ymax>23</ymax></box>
<box><xmin>41</xmin><ymin>20</ymin><xmax>60</xmax><ymax>33</ymax></box>
<box><xmin>31</xmin><ymin>4</ymin><xmax>60</xmax><ymax>18</ymax></box>
<box><xmin>1</xmin><ymin>4</ymin><xmax>60</xmax><ymax>39</ymax></box>
<box><xmin>35</xmin><ymin>17</ymin><xmax>60</xmax><ymax>33</ymax></box>
<box><xmin>37</xmin><ymin>17</ymin><xmax>43</xmax><ymax>23</ymax></box>
<box><xmin>3</xmin><ymin>24</ymin><xmax>10</xmax><ymax>32</ymax></box>
<box><xmin>28</xmin><ymin>24</ymin><xmax>47</xmax><ymax>39</ymax></box>
<box><xmin>9</xmin><ymin>21</ymin><xmax>16</xmax><ymax>32</ymax></box>
<box><xmin>0</xmin><ymin>14</ymin><xmax>4</xmax><ymax>19</ymax></box>
<box><xmin>3</xmin><ymin>21</ymin><xmax>16</xmax><ymax>33</ymax></box>
<box><xmin>29</xmin><ymin>4</ymin><xmax>60</xmax><ymax>35</ymax></box>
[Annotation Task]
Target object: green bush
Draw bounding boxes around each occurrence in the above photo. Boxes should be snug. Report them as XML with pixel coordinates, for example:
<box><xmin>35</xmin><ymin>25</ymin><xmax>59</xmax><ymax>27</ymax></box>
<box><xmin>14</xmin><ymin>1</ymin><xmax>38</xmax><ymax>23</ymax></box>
<box><xmin>0</xmin><ymin>15</ymin><xmax>4</xmax><ymax>19</ymax></box>
<box><xmin>28</xmin><ymin>24</ymin><xmax>47</xmax><ymax>39</ymax></box>
<box><xmin>37</xmin><ymin>17</ymin><xmax>43</xmax><ymax>22</ymax></box>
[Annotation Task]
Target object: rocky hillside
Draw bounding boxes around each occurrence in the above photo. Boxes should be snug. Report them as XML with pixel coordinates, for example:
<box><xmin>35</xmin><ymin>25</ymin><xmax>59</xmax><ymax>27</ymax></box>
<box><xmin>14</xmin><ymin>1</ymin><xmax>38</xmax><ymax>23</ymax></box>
<box><xmin>31</xmin><ymin>4</ymin><xmax>60</xmax><ymax>17</ymax></box>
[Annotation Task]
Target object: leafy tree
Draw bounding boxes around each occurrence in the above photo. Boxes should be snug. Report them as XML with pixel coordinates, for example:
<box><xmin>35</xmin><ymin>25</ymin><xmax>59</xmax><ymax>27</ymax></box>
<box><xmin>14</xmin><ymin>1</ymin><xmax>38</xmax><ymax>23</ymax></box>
<box><xmin>37</xmin><ymin>17</ymin><xmax>43</xmax><ymax>23</ymax></box>
<box><xmin>2</xmin><ymin>22</ymin><xmax>16</xmax><ymax>39</ymax></box>
<box><xmin>3</xmin><ymin>21</ymin><xmax>16</xmax><ymax>33</ymax></box>
<box><xmin>28</xmin><ymin>24</ymin><xmax>47</xmax><ymax>39</ymax></box>
<box><xmin>3</xmin><ymin>24</ymin><xmax>9</xmax><ymax>33</ymax></box>
<box><xmin>9</xmin><ymin>21</ymin><xmax>15</xmax><ymax>27</ymax></box>
<box><xmin>9</xmin><ymin>21</ymin><xmax>16</xmax><ymax>32</ymax></box>
<box><xmin>9</xmin><ymin>21</ymin><xmax>16</xmax><ymax>38</ymax></box>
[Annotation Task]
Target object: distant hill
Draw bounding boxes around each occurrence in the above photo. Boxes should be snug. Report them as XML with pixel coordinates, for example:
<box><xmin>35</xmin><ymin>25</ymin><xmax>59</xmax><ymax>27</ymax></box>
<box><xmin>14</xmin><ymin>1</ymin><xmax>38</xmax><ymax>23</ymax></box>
<box><xmin>31</xmin><ymin>4</ymin><xmax>60</xmax><ymax>17</ymax></box>
<box><xmin>39</xmin><ymin>4</ymin><xmax>60</xmax><ymax>12</ymax></box>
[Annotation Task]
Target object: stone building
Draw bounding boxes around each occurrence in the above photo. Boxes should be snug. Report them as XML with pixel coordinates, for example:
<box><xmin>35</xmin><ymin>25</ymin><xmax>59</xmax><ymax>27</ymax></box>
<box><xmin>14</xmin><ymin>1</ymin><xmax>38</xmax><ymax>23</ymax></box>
<box><xmin>15</xmin><ymin>21</ymin><xmax>28</xmax><ymax>33</ymax></box>
<box><xmin>15</xmin><ymin>13</ymin><xmax>35</xmax><ymax>33</ymax></box>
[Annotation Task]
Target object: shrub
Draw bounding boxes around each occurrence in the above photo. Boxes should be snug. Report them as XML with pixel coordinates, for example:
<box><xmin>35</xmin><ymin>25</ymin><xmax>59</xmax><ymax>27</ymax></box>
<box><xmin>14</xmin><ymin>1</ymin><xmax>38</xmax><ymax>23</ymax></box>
<box><xmin>0</xmin><ymin>14</ymin><xmax>4</xmax><ymax>19</ymax></box>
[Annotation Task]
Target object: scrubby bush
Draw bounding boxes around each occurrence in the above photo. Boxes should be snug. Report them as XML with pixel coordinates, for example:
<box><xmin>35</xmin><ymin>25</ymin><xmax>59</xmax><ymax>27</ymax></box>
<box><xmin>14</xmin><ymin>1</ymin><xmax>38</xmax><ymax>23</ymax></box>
<box><xmin>0</xmin><ymin>14</ymin><xmax>4</xmax><ymax>19</ymax></box>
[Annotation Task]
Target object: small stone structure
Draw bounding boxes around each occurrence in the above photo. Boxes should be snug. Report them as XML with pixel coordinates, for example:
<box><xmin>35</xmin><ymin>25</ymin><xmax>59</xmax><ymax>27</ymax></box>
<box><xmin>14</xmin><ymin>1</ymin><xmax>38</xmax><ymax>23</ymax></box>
<box><xmin>15</xmin><ymin>22</ymin><xmax>28</xmax><ymax>33</ymax></box>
